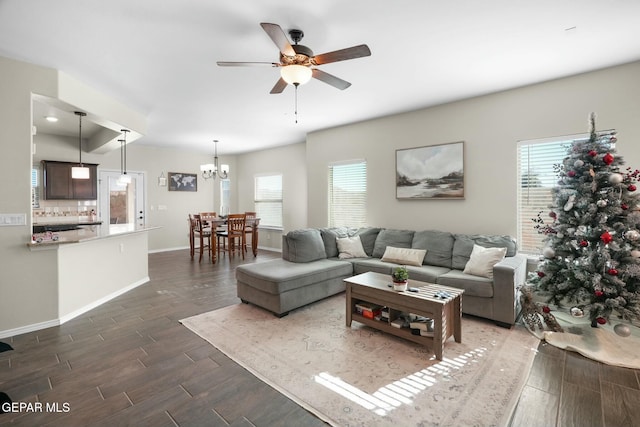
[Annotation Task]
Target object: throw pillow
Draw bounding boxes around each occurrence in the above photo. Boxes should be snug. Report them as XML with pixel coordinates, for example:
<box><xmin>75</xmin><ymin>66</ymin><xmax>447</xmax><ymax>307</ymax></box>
<box><xmin>463</xmin><ymin>244</ymin><xmax>507</xmax><ymax>279</ymax></box>
<box><xmin>337</xmin><ymin>235</ymin><xmax>368</xmax><ymax>259</ymax></box>
<box><xmin>381</xmin><ymin>246</ymin><xmax>427</xmax><ymax>266</ymax></box>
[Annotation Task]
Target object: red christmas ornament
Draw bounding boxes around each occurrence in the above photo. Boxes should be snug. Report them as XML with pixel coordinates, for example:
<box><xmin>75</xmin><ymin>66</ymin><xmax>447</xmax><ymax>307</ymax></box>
<box><xmin>597</xmin><ymin>317</ymin><xmax>607</xmax><ymax>325</ymax></box>
<box><xmin>595</xmin><ymin>290</ymin><xmax>604</xmax><ymax>297</ymax></box>
<box><xmin>589</xmin><ymin>150</ymin><xmax>598</xmax><ymax>157</ymax></box>
<box><xmin>542</xmin><ymin>306</ymin><xmax>551</xmax><ymax>314</ymax></box>
<box><xmin>580</xmin><ymin>240</ymin><xmax>589</xmax><ymax>247</ymax></box>
<box><xmin>549</xmin><ymin>211</ymin><xmax>557</xmax><ymax>219</ymax></box>
<box><xmin>628</xmin><ymin>184</ymin><xmax>637</xmax><ymax>192</ymax></box>
<box><xmin>567</xmin><ymin>170</ymin><xmax>576</xmax><ymax>177</ymax></box>
<box><xmin>622</xmin><ymin>204</ymin><xmax>629</xmax><ymax>210</ymax></box>
<box><xmin>603</xmin><ymin>153</ymin><xmax>614</xmax><ymax>165</ymax></box>
<box><xmin>537</xmin><ymin>271</ymin><xmax>545</xmax><ymax>278</ymax></box>
<box><xmin>608</xmin><ymin>268</ymin><xmax>619</xmax><ymax>276</ymax></box>
<box><xmin>601</xmin><ymin>231</ymin><xmax>613</xmax><ymax>244</ymax></box>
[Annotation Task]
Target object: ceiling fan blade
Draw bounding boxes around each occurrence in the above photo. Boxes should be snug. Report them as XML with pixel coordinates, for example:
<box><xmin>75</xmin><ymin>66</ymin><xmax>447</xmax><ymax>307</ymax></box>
<box><xmin>312</xmin><ymin>44</ymin><xmax>371</xmax><ymax>65</ymax></box>
<box><xmin>311</xmin><ymin>69</ymin><xmax>351</xmax><ymax>90</ymax></box>
<box><xmin>270</xmin><ymin>77</ymin><xmax>288</xmax><ymax>94</ymax></box>
<box><xmin>217</xmin><ymin>61</ymin><xmax>279</xmax><ymax>67</ymax></box>
<box><xmin>260</xmin><ymin>23</ymin><xmax>295</xmax><ymax>57</ymax></box>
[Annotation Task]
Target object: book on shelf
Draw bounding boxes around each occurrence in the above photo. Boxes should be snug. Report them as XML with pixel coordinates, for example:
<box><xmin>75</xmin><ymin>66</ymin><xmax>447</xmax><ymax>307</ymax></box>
<box><xmin>390</xmin><ymin>318</ymin><xmax>406</xmax><ymax>328</ymax></box>
<box><xmin>409</xmin><ymin>316</ymin><xmax>434</xmax><ymax>331</ymax></box>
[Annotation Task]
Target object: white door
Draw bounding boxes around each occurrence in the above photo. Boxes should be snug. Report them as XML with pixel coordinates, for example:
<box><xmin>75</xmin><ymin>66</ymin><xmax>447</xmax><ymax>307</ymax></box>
<box><xmin>98</xmin><ymin>170</ymin><xmax>145</xmax><ymax>232</ymax></box>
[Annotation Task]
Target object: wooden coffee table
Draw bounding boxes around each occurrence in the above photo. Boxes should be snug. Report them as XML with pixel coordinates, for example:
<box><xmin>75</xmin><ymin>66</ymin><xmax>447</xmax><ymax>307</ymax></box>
<box><xmin>344</xmin><ymin>271</ymin><xmax>464</xmax><ymax>360</ymax></box>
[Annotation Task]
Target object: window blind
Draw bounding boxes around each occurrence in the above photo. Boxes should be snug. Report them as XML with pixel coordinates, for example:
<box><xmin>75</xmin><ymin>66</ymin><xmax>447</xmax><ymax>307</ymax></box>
<box><xmin>328</xmin><ymin>161</ymin><xmax>367</xmax><ymax>227</ymax></box>
<box><xmin>254</xmin><ymin>174</ymin><xmax>282</xmax><ymax>228</ymax></box>
<box><xmin>517</xmin><ymin>133</ymin><xmax>589</xmax><ymax>254</ymax></box>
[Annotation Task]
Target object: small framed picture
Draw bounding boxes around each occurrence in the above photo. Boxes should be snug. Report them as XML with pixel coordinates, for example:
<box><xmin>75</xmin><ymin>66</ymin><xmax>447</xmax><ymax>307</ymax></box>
<box><xmin>168</xmin><ymin>172</ymin><xmax>197</xmax><ymax>192</ymax></box>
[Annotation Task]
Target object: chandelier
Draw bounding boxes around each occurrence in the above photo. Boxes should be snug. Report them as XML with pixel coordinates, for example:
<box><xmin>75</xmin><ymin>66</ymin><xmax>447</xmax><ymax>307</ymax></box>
<box><xmin>200</xmin><ymin>140</ymin><xmax>229</xmax><ymax>179</ymax></box>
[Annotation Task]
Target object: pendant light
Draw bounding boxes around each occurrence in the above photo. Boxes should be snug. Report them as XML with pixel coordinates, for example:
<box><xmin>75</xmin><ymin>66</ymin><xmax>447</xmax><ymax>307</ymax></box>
<box><xmin>71</xmin><ymin>111</ymin><xmax>90</xmax><ymax>179</ymax></box>
<box><xmin>117</xmin><ymin>129</ymin><xmax>131</xmax><ymax>185</ymax></box>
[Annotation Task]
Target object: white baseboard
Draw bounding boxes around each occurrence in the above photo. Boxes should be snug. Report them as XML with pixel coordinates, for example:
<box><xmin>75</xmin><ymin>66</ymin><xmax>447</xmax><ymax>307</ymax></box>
<box><xmin>0</xmin><ymin>277</ymin><xmax>150</xmax><ymax>340</ymax></box>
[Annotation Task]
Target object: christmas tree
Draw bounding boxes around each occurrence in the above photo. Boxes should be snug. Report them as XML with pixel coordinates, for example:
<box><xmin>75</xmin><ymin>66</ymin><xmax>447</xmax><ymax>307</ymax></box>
<box><xmin>530</xmin><ymin>114</ymin><xmax>640</xmax><ymax>327</ymax></box>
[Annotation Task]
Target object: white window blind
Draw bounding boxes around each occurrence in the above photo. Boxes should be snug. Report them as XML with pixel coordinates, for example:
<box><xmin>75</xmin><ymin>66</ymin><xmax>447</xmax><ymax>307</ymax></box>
<box><xmin>517</xmin><ymin>133</ymin><xmax>590</xmax><ymax>254</ymax></box>
<box><xmin>220</xmin><ymin>179</ymin><xmax>230</xmax><ymax>216</ymax></box>
<box><xmin>32</xmin><ymin>167</ymin><xmax>40</xmax><ymax>208</ymax></box>
<box><xmin>328</xmin><ymin>161</ymin><xmax>367</xmax><ymax>227</ymax></box>
<box><xmin>254</xmin><ymin>174</ymin><xmax>282</xmax><ymax>228</ymax></box>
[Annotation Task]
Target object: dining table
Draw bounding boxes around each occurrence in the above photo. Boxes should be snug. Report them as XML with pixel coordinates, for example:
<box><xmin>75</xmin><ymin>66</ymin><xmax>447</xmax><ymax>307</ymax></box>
<box><xmin>192</xmin><ymin>216</ymin><xmax>261</xmax><ymax>262</ymax></box>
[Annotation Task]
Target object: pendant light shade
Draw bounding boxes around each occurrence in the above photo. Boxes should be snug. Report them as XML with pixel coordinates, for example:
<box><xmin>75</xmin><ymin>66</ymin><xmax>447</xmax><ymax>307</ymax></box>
<box><xmin>71</xmin><ymin>111</ymin><xmax>90</xmax><ymax>179</ymax></box>
<box><xmin>200</xmin><ymin>140</ymin><xmax>229</xmax><ymax>179</ymax></box>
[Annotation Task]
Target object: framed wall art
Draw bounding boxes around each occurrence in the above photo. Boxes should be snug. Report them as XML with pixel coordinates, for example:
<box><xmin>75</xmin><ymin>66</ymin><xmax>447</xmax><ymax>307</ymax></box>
<box><xmin>168</xmin><ymin>172</ymin><xmax>197</xmax><ymax>192</ymax></box>
<box><xmin>396</xmin><ymin>141</ymin><xmax>464</xmax><ymax>199</ymax></box>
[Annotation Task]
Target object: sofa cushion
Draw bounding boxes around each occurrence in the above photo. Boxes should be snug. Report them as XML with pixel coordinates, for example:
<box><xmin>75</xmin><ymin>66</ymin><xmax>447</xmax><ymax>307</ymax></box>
<box><xmin>351</xmin><ymin>258</ymin><xmax>396</xmax><ymax>275</ymax></box>
<box><xmin>283</xmin><ymin>229</ymin><xmax>327</xmax><ymax>263</ymax></box>
<box><xmin>405</xmin><ymin>265</ymin><xmax>452</xmax><ymax>284</ymax></box>
<box><xmin>436</xmin><ymin>270</ymin><xmax>494</xmax><ymax>298</ymax></box>
<box><xmin>452</xmin><ymin>234</ymin><xmax>517</xmax><ymax>270</ymax></box>
<box><xmin>463</xmin><ymin>244</ymin><xmax>507</xmax><ymax>279</ymax></box>
<box><xmin>319</xmin><ymin>227</ymin><xmax>350</xmax><ymax>258</ymax></box>
<box><xmin>350</xmin><ymin>227</ymin><xmax>381</xmax><ymax>256</ymax></box>
<box><xmin>337</xmin><ymin>235</ymin><xmax>368</xmax><ymax>259</ymax></box>
<box><xmin>372</xmin><ymin>229</ymin><xmax>415</xmax><ymax>258</ymax></box>
<box><xmin>412</xmin><ymin>230</ymin><xmax>454</xmax><ymax>268</ymax></box>
<box><xmin>236</xmin><ymin>258</ymin><xmax>353</xmax><ymax>294</ymax></box>
<box><xmin>381</xmin><ymin>246</ymin><xmax>426</xmax><ymax>266</ymax></box>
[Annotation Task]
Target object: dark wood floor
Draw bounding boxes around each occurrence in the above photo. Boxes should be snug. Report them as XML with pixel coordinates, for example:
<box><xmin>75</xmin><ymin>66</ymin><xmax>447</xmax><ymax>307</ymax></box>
<box><xmin>1</xmin><ymin>249</ymin><xmax>639</xmax><ymax>426</ymax></box>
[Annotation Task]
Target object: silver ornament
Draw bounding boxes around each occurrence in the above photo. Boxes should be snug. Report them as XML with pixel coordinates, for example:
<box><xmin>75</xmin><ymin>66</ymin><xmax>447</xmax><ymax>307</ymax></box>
<box><xmin>542</xmin><ymin>247</ymin><xmax>556</xmax><ymax>259</ymax></box>
<box><xmin>570</xmin><ymin>307</ymin><xmax>584</xmax><ymax>317</ymax></box>
<box><xmin>625</xmin><ymin>230</ymin><xmax>640</xmax><ymax>240</ymax></box>
<box><xmin>597</xmin><ymin>200</ymin><xmax>607</xmax><ymax>208</ymax></box>
<box><xmin>614</xmin><ymin>323</ymin><xmax>631</xmax><ymax>338</ymax></box>
<box><xmin>631</xmin><ymin>250</ymin><xmax>640</xmax><ymax>258</ymax></box>
<box><xmin>609</xmin><ymin>173</ymin><xmax>623</xmax><ymax>184</ymax></box>
<box><xmin>574</xmin><ymin>160</ymin><xmax>584</xmax><ymax>168</ymax></box>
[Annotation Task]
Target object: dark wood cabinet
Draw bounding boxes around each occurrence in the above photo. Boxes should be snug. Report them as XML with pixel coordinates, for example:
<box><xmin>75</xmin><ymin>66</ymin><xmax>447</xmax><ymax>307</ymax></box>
<box><xmin>42</xmin><ymin>160</ymin><xmax>98</xmax><ymax>200</ymax></box>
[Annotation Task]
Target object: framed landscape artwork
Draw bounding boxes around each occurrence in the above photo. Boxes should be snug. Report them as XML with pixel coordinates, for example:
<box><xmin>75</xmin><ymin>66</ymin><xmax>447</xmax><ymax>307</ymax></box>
<box><xmin>168</xmin><ymin>172</ymin><xmax>198</xmax><ymax>192</ymax></box>
<box><xmin>396</xmin><ymin>141</ymin><xmax>464</xmax><ymax>199</ymax></box>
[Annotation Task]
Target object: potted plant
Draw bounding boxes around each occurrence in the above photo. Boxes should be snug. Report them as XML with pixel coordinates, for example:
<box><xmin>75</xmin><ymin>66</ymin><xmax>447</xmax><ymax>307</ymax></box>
<box><xmin>392</xmin><ymin>266</ymin><xmax>409</xmax><ymax>291</ymax></box>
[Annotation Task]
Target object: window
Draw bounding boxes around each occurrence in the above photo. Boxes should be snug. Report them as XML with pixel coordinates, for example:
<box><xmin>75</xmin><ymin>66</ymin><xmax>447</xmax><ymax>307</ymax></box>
<box><xmin>254</xmin><ymin>174</ymin><xmax>282</xmax><ymax>228</ymax></box>
<box><xmin>32</xmin><ymin>166</ymin><xmax>40</xmax><ymax>208</ymax></box>
<box><xmin>328</xmin><ymin>160</ymin><xmax>367</xmax><ymax>227</ymax></box>
<box><xmin>220</xmin><ymin>179</ymin><xmax>230</xmax><ymax>216</ymax></box>
<box><xmin>517</xmin><ymin>133</ymin><xmax>589</xmax><ymax>254</ymax></box>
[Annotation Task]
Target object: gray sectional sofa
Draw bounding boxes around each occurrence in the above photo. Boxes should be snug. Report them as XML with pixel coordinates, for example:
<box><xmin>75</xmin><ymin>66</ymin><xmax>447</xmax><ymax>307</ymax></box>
<box><xmin>236</xmin><ymin>227</ymin><xmax>527</xmax><ymax>326</ymax></box>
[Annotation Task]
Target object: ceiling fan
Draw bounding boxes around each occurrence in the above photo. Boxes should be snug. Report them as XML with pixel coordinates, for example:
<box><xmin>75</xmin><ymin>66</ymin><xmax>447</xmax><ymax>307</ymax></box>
<box><xmin>217</xmin><ymin>23</ymin><xmax>371</xmax><ymax>94</ymax></box>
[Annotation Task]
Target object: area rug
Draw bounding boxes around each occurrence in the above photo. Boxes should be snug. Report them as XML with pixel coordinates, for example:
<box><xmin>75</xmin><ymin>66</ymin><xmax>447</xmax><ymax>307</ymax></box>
<box><xmin>525</xmin><ymin>310</ymin><xmax>640</xmax><ymax>369</ymax></box>
<box><xmin>180</xmin><ymin>295</ymin><xmax>539</xmax><ymax>427</ymax></box>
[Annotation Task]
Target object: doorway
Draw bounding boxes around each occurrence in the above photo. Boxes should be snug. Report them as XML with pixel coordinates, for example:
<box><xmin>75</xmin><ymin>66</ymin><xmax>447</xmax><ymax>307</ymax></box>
<box><xmin>98</xmin><ymin>170</ymin><xmax>145</xmax><ymax>232</ymax></box>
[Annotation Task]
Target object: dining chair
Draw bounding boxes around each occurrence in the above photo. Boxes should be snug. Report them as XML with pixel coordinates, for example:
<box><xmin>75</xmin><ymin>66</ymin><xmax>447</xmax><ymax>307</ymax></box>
<box><xmin>188</xmin><ymin>214</ymin><xmax>197</xmax><ymax>259</ymax></box>
<box><xmin>195</xmin><ymin>212</ymin><xmax>216</xmax><ymax>262</ymax></box>
<box><xmin>243</xmin><ymin>211</ymin><xmax>257</xmax><ymax>255</ymax></box>
<box><xmin>217</xmin><ymin>213</ymin><xmax>246</xmax><ymax>260</ymax></box>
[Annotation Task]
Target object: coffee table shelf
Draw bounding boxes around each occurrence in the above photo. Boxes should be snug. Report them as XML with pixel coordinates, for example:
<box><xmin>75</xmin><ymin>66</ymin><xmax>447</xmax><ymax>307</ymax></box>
<box><xmin>345</xmin><ymin>271</ymin><xmax>464</xmax><ymax>360</ymax></box>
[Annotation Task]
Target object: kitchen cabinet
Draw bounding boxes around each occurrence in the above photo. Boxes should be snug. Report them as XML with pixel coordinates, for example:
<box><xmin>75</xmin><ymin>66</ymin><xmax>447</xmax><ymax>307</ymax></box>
<box><xmin>42</xmin><ymin>160</ymin><xmax>98</xmax><ymax>200</ymax></box>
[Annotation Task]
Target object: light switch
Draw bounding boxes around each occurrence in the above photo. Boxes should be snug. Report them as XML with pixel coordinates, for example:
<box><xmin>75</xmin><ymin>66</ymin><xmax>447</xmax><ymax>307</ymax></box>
<box><xmin>0</xmin><ymin>213</ymin><xmax>27</xmax><ymax>226</ymax></box>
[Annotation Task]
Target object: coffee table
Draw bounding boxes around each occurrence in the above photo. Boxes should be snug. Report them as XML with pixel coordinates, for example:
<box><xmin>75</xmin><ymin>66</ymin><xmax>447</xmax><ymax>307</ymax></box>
<box><xmin>344</xmin><ymin>271</ymin><xmax>464</xmax><ymax>360</ymax></box>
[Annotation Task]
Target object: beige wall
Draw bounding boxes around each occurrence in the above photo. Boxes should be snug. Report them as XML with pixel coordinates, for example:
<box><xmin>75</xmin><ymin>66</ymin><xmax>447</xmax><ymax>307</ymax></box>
<box><xmin>307</xmin><ymin>61</ymin><xmax>640</xmax><ymax>236</ymax></box>
<box><xmin>235</xmin><ymin>142</ymin><xmax>307</xmax><ymax>250</ymax></box>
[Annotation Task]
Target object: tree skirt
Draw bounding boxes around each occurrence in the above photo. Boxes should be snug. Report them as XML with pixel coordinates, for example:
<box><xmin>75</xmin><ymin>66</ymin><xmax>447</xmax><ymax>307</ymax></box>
<box><xmin>526</xmin><ymin>310</ymin><xmax>640</xmax><ymax>369</ymax></box>
<box><xmin>181</xmin><ymin>294</ymin><xmax>539</xmax><ymax>427</ymax></box>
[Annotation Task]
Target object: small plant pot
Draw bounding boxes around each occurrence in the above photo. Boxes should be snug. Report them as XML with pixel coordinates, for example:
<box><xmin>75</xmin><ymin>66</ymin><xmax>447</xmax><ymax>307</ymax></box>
<box><xmin>393</xmin><ymin>281</ymin><xmax>408</xmax><ymax>291</ymax></box>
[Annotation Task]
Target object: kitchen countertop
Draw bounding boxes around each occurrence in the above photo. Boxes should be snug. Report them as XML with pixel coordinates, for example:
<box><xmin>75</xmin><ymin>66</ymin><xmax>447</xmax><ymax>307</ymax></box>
<box><xmin>29</xmin><ymin>224</ymin><xmax>160</xmax><ymax>247</ymax></box>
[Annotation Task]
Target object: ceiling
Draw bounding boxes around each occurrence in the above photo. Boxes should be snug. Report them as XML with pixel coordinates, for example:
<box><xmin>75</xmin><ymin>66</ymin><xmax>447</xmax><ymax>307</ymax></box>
<box><xmin>2</xmin><ymin>0</ymin><xmax>640</xmax><ymax>156</ymax></box>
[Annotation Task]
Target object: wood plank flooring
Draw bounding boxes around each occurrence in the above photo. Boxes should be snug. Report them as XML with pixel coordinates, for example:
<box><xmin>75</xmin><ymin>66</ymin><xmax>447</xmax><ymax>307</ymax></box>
<box><xmin>1</xmin><ymin>248</ymin><xmax>639</xmax><ymax>426</ymax></box>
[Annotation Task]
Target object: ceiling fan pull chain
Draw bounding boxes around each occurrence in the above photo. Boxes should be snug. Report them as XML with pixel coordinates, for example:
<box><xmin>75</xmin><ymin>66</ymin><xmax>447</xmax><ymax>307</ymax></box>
<box><xmin>294</xmin><ymin>83</ymin><xmax>299</xmax><ymax>124</ymax></box>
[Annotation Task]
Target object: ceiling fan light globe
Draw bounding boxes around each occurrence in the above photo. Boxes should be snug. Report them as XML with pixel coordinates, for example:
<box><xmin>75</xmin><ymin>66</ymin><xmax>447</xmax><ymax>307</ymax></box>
<box><xmin>281</xmin><ymin>65</ymin><xmax>312</xmax><ymax>85</ymax></box>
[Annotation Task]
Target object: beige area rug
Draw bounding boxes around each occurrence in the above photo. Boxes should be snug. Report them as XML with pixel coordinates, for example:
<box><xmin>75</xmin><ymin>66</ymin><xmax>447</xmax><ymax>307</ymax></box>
<box><xmin>180</xmin><ymin>295</ymin><xmax>539</xmax><ymax>427</ymax></box>
<box><xmin>526</xmin><ymin>310</ymin><xmax>640</xmax><ymax>369</ymax></box>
